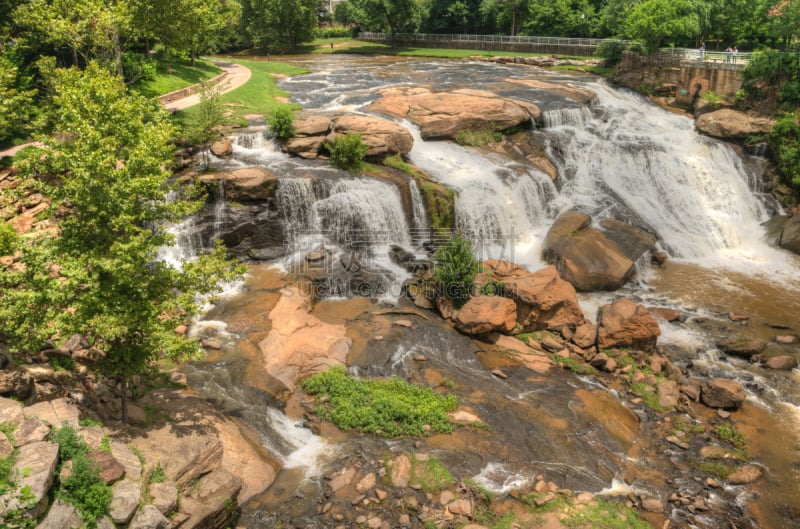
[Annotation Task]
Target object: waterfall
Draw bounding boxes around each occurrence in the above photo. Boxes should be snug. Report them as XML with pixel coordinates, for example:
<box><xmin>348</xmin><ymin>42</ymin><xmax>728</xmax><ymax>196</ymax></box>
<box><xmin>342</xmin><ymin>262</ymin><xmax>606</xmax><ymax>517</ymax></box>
<box><xmin>405</xmin><ymin>123</ymin><xmax>558</xmax><ymax>267</ymax></box>
<box><xmin>542</xmin><ymin>106</ymin><xmax>593</xmax><ymax>128</ymax></box>
<box><xmin>211</xmin><ymin>179</ymin><xmax>226</xmax><ymax>240</ymax></box>
<box><xmin>408</xmin><ymin>178</ymin><xmax>429</xmax><ymax>233</ymax></box>
<box><xmin>543</xmin><ymin>82</ymin><xmax>796</xmax><ymax>278</ymax></box>
<box><xmin>232</xmin><ymin>130</ymin><xmax>280</xmax><ymax>152</ymax></box>
<box><xmin>313</xmin><ymin>179</ymin><xmax>411</xmax><ymax>249</ymax></box>
<box><xmin>276</xmin><ymin>178</ymin><xmax>317</xmax><ymax>231</ymax></box>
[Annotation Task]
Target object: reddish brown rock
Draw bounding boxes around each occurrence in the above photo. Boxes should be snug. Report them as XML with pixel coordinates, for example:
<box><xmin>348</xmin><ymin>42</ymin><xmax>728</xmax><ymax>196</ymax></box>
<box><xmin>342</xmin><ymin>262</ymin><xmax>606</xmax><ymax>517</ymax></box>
<box><xmin>88</xmin><ymin>450</ymin><xmax>125</xmax><ymax>485</ymax></box>
<box><xmin>696</xmin><ymin>109</ymin><xmax>774</xmax><ymax>140</ymax></box>
<box><xmin>454</xmin><ymin>296</ymin><xmax>517</xmax><ymax>335</ymax></box>
<box><xmin>572</xmin><ymin>321</ymin><xmax>597</xmax><ymax>348</ymax></box>
<box><xmin>543</xmin><ymin>211</ymin><xmax>635</xmax><ymax>291</ymax></box>
<box><xmin>597</xmin><ymin>298</ymin><xmax>661</xmax><ymax>352</ymax></box>
<box><xmin>762</xmin><ymin>355</ymin><xmax>797</xmax><ymax>370</ymax></box>
<box><xmin>717</xmin><ymin>336</ymin><xmax>766</xmax><ymax>359</ymax></box>
<box><xmin>728</xmin><ymin>464</ymin><xmax>763</xmax><ymax>484</ymax></box>
<box><xmin>366</xmin><ymin>88</ymin><xmax>532</xmax><ymax>140</ymax></box>
<box><xmin>198</xmin><ymin>167</ymin><xmax>278</xmax><ymax>202</ymax></box>
<box><xmin>504</xmin><ymin>265</ymin><xmax>585</xmax><ymax>332</ymax></box>
<box><xmin>210</xmin><ymin>138</ymin><xmax>233</xmax><ymax>157</ymax></box>
<box><xmin>701</xmin><ymin>378</ymin><xmax>747</xmax><ymax>409</ymax></box>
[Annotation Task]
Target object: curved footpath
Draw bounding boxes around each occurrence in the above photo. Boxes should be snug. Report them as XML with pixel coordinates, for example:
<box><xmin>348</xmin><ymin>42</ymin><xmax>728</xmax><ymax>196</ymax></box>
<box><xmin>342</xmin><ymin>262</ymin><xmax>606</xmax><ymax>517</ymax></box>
<box><xmin>0</xmin><ymin>60</ymin><xmax>252</xmax><ymax>158</ymax></box>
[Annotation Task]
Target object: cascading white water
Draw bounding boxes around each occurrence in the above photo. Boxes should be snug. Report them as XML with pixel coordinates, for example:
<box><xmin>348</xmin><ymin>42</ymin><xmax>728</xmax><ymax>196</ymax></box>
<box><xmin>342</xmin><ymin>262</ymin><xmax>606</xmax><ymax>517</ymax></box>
<box><xmin>542</xmin><ymin>106</ymin><xmax>593</xmax><ymax>128</ymax></box>
<box><xmin>314</xmin><ymin>179</ymin><xmax>411</xmax><ymax>248</ymax></box>
<box><xmin>408</xmin><ymin>178</ymin><xmax>429</xmax><ymax>233</ymax></box>
<box><xmin>546</xmin><ymin>82</ymin><xmax>795</xmax><ymax>279</ymax></box>
<box><xmin>405</xmin><ymin>122</ymin><xmax>558</xmax><ymax>267</ymax></box>
<box><xmin>276</xmin><ymin>178</ymin><xmax>317</xmax><ymax>231</ymax></box>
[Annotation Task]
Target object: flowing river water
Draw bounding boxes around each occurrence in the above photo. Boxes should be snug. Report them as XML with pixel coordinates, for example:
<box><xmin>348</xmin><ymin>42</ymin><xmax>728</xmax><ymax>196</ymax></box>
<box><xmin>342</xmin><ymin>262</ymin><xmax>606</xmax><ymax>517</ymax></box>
<box><xmin>173</xmin><ymin>55</ymin><xmax>800</xmax><ymax>528</ymax></box>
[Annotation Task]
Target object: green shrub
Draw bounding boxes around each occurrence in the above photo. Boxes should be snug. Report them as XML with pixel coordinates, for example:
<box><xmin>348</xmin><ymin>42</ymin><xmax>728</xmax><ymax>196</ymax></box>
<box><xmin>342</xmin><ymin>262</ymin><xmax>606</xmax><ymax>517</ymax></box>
<box><xmin>0</xmin><ymin>222</ymin><xmax>19</xmax><ymax>255</ymax></box>
<box><xmin>455</xmin><ymin>129</ymin><xmax>503</xmax><ymax>146</ymax></box>
<box><xmin>267</xmin><ymin>107</ymin><xmax>295</xmax><ymax>141</ymax></box>
<box><xmin>409</xmin><ymin>455</ymin><xmax>455</xmax><ymax>492</ymax></box>
<box><xmin>715</xmin><ymin>422</ymin><xmax>748</xmax><ymax>450</ymax></box>
<box><xmin>121</xmin><ymin>52</ymin><xmax>158</xmax><ymax>84</ymax></box>
<box><xmin>50</xmin><ymin>423</ymin><xmax>89</xmax><ymax>462</ymax></box>
<box><xmin>49</xmin><ymin>355</ymin><xmax>76</xmax><ymax>372</ymax></box>
<box><xmin>326</xmin><ymin>133</ymin><xmax>369</xmax><ymax>170</ymax></box>
<box><xmin>149</xmin><ymin>462</ymin><xmax>166</xmax><ymax>484</ymax></box>
<box><xmin>594</xmin><ymin>40</ymin><xmax>627</xmax><ymax>66</ymax></box>
<box><xmin>59</xmin><ymin>454</ymin><xmax>112</xmax><ymax>527</ymax></box>
<box><xmin>300</xmin><ymin>366</ymin><xmax>457</xmax><ymax>437</ymax></box>
<box><xmin>769</xmin><ymin>114</ymin><xmax>800</xmax><ymax>189</ymax></box>
<box><xmin>433</xmin><ymin>235</ymin><xmax>481</xmax><ymax>308</ymax></box>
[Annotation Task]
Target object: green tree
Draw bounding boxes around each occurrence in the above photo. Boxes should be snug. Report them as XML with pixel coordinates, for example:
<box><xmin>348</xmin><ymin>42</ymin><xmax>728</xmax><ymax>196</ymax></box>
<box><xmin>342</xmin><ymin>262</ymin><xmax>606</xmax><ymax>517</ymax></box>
<box><xmin>0</xmin><ymin>60</ymin><xmax>244</xmax><ymax>423</ymax></box>
<box><xmin>350</xmin><ymin>0</ymin><xmax>424</xmax><ymax>41</ymax></box>
<box><xmin>241</xmin><ymin>0</ymin><xmax>319</xmax><ymax>51</ymax></box>
<box><xmin>624</xmin><ymin>0</ymin><xmax>700</xmax><ymax>54</ymax></box>
<box><xmin>0</xmin><ymin>55</ymin><xmax>36</xmax><ymax>142</ymax></box>
<box><xmin>522</xmin><ymin>0</ymin><xmax>596</xmax><ymax>37</ymax></box>
<box><xmin>433</xmin><ymin>234</ymin><xmax>480</xmax><ymax>308</ymax></box>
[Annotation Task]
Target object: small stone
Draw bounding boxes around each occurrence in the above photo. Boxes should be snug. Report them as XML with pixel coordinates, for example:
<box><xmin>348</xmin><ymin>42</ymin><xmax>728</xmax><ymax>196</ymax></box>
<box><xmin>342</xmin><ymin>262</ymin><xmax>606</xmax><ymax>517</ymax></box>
<box><xmin>491</xmin><ymin>369</ymin><xmax>508</xmax><ymax>379</ymax></box>
<box><xmin>413</xmin><ymin>355</ymin><xmax>427</xmax><ymax>362</ymax></box>
<box><xmin>728</xmin><ymin>312</ymin><xmax>749</xmax><ymax>322</ymax></box>
<box><xmin>439</xmin><ymin>490</ymin><xmax>455</xmax><ymax>505</ymax></box>
<box><xmin>356</xmin><ymin>472</ymin><xmax>377</xmax><ymax>494</ymax></box>
<box><xmin>374</xmin><ymin>335</ymin><xmax>384</xmax><ymax>341</ymax></box>
<box><xmin>717</xmin><ymin>409</ymin><xmax>731</xmax><ymax>419</ymax></box>
<box><xmin>705</xmin><ymin>477</ymin><xmax>721</xmax><ymax>488</ymax></box>
<box><xmin>666</xmin><ymin>436</ymin><xmax>689</xmax><ymax>450</ymax></box>
<box><xmin>728</xmin><ymin>464</ymin><xmax>763</xmax><ymax>484</ymax></box>
<box><xmin>641</xmin><ymin>497</ymin><xmax>664</xmax><ymax>513</ymax></box>
<box><xmin>394</xmin><ymin>319</ymin><xmax>413</xmax><ymax>328</ymax></box>
<box><xmin>356</xmin><ymin>515</ymin><xmax>367</xmax><ymax>524</ymax></box>
<box><xmin>575</xmin><ymin>492</ymin><xmax>594</xmax><ymax>504</ymax></box>
<box><xmin>376</xmin><ymin>489</ymin><xmax>388</xmax><ymax>500</ymax></box>
<box><xmin>398</xmin><ymin>514</ymin><xmax>411</xmax><ymax>526</ymax></box>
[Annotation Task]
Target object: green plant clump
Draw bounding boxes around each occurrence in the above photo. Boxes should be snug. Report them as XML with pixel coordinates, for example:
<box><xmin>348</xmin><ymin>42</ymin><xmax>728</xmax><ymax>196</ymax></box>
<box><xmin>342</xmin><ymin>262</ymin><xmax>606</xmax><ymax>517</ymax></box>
<box><xmin>267</xmin><ymin>107</ymin><xmax>295</xmax><ymax>141</ymax></box>
<box><xmin>455</xmin><ymin>128</ymin><xmax>503</xmax><ymax>146</ymax></box>
<box><xmin>59</xmin><ymin>454</ymin><xmax>112</xmax><ymax>527</ymax></box>
<box><xmin>0</xmin><ymin>222</ymin><xmax>19</xmax><ymax>256</ymax></box>
<box><xmin>715</xmin><ymin>422</ymin><xmax>748</xmax><ymax>450</ymax></box>
<box><xmin>553</xmin><ymin>354</ymin><xmax>597</xmax><ymax>376</ymax></box>
<box><xmin>565</xmin><ymin>497</ymin><xmax>651</xmax><ymax>529</ymax></box>
<box><xmin>409</xmin><ymin>455</ymin><xmax>456</xmax><ymax>492</ymax></box>
<box><xmin>326</xmin><ymin>133</ymin><xmax>369</xmax><ymax>170</ymax></box>
<box><xmin>300</xmin><ymin>366</ymin><xmax>457</xmax><ymax>437</ymax></box>
<box><xmin>433</xmin><ymin>234</ymin><xmax>481</xmax><ymax>308</ymax></box>
<box><xmin>382</xmin><ymin>154</ymin><xmax>455</xmax><ymax>230</ymax></box>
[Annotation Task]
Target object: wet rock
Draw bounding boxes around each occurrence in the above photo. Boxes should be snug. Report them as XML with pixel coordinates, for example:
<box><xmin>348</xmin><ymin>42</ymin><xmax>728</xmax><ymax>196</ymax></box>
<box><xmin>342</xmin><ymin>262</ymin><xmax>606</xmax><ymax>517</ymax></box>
<box><xmin>599</xmin><ymin>218</ymin><xmax>659</xmax><ymax>263</ymax></box>
<box><xmin>779</xmin><ymin>214</ymin><xmax>800</xmax><ymax>255</ymax></box>
<box><xmin>700</xmin><ymin>378</ymin><xmax>747</xmax><ymax>409</ymax></box>
<box><xmin>641</xmin><ymin>497</ymin><xmax>664</xmax><ymax>513</ymax></box>
<box><xmin>695</xmin><ymin>109</ymin><xmax>774</xmax><ymax>140</ymax></box>
<box><xmin>542</xmin><ymin>211</ymin><xmax>635</xmax><ymax>291</ymax></box>
<box><xmin>717</xmin><ymin>336</ymin><xmax>766</xmax><ymax>359</ymax></box>
<box><xmin>597</xmin><ymin>298</ymin><xmax>661</xmax><ymax>352</ymax></box>
<box><xmin>699</xmin><ymin>445</ymin><xmax>739</xmax><ymax>460</ymax></box>
<box><xmin>504</xmin><ymin>265</ymin><xmax>585</xmax><ymax>332</ymax></box>
<box><xmin>775</xmin><ymin>334</ymin><xmax>798</xmax><ymax>344</ymax></box>
<box><xmin>680</xmin><ymin>383</ymin><xmax>701</xmax><ymax>402</ymax></box>
<box><xmin>210</xmin><ymin>138</ymin><xmax>233</xmax><ymax>157</ymax></box>
<box><xmin>572</xmin><ymin>322</ymin><xmax>597</xmax><ymax>348</ymax></box>
<box><xmin>365</xmin><ymin>88</ymin><xmax>532</xmax><ymax>141</ymax></box>
<box><xmin>454</xmin><ymin>295</ymin><xmax>517</xmax><ymax>335</ymax></box>
<box><xmin>728</xmin><ymin>464</ymin><xmax>763</xmax><ymax>484</ymax></box>
<box><xmin>0</xmin><ymin>369</ymin><xmax>34</xmax><ymax>400</ymax></box>
<box><xmin>257</xmin><ymin>286</ymin><xmax>351</xmax><ymax>395</ymax></box>
<box><xmin>762</xmin><ymin>355</ymin><xmax>797</xmax><ymax>370</ymax></box>
<box><xmin>657</xmin><ymin>380</ymin><xmax>679</xmax><ymax>408</ymax></box>
<box><xmin>356</xmin><ymin>473</ymin><xmax>377</xmax><ymax>494</ymax></box>
<box><xmin>198</xmin><ymin>166</ymin><xmax>278</xmax><ymax>202</ymax></box>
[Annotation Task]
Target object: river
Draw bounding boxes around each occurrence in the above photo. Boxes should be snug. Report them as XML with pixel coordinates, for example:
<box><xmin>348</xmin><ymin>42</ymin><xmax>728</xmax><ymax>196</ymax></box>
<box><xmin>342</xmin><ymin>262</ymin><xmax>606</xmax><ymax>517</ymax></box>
<box><xmin>175</xmin><ymin>54</ymin><xmax>800</xmax><ymax>528</ymax></box>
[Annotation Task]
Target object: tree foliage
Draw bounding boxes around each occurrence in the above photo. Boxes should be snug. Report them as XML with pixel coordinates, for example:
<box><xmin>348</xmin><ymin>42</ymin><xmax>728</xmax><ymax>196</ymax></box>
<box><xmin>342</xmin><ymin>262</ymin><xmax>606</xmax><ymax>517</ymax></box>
<box><xmin>0</xmin><ymin>61</ymin><xmax>245</xmax><ymax>422</ymax></box>
<box><xmin>625</xmin><ymin>0</ymin><xmax>700</xmax><ymax>54</ymax></box>
<box><xmin>433</xmin><ymin>234</ymin><xmax>480</xmax><ymax>308</ymax></box>
<box><xmin>240</xmin><ymin>0</ymin><xmax>319</xmax><ymax>51</ymax></box>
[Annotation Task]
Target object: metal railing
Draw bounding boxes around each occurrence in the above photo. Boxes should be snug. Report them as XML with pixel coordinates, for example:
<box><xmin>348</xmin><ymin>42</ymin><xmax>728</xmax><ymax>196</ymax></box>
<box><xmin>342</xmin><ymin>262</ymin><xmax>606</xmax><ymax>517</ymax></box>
<box><xmin>654</xmin><ymin>48</ymin><xmax>753</xmax><ymax>67</ymax></box>
<box><xmin>358</xmin><ymin>32</ymin><xmax>628</xmax><ymax>48</ymax></box>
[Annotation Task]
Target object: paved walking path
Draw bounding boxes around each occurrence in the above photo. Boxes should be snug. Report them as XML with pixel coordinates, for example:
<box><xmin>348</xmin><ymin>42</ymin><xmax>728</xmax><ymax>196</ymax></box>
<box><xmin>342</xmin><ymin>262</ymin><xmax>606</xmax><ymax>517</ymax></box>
<box><xmin>0</xmin><ymin>60</ymin><xmax>252</xmax><ymax>159</ymax></box>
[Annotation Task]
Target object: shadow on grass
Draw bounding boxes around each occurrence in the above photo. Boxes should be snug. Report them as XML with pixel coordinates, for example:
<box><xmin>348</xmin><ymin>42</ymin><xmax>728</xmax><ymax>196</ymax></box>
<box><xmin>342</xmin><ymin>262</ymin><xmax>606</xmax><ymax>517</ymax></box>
<box><xmin>134</xmin><ymin>60</ymin><xmax>222</xmax><ymax>98</ymax></box>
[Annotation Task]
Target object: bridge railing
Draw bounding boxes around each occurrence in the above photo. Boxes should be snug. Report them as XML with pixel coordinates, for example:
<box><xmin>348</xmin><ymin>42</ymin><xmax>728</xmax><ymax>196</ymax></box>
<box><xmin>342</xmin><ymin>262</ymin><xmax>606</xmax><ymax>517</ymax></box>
<box><xmin>358</xmin><ymin>32</ymin><xmax>629</xmax><ymax>48</ymax></box>
<box><xmin>653</xmin><ymin>48</ymin><xmax>753</xmax><ymax>68</ymax></box>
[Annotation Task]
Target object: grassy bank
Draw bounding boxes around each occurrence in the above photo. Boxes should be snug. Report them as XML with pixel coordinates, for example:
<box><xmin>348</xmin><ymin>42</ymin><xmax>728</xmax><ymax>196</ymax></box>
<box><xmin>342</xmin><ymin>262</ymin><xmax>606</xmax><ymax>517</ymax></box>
<box><xmin>131</xmin><ymin>58</ymin><xmax>222</xmax><ymax>98</ymax></box>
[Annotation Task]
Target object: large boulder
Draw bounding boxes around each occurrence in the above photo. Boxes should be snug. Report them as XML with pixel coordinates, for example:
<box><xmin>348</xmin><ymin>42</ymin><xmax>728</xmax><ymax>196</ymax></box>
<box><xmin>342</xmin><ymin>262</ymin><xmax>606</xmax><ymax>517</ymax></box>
<box><xmin>598</xmin><ymin>218</ymin><xmax>658</xmax><ymax>263</ymax></box>
<box><xmin>695</xmin><ymin>109</ymin><xmax>775</xmax><ymax>140</ymax></box>
<box><xmin>597</xmin><ymin>298</ymin><xmax>661</xmax><ymax>352</ymax></box>
<box><xmin>700</xmin><ymin>378</ymin><xmax>747</xmax><ymax>409</ymax></box>
<box><xmin>128</xmin><ymin>427</ymin><xmax>223</xmax><ymax>488</ymax></box>
<box><xmin>779</xmin><ymin>214</ymin><xmax>800</xmax><ymax>255</ymax></box>
<box><xmin>179</xmin><ymin>469</ymin><xmax>242</xmax><ymax>529</ymax></box>
<box><xmin>286</xmin><ymin>111</ymin><xmax>413</xmax><ymax>159</ymax></box>
<box><xmin>506</xmin><ymin>79</ymin><xmax>596</xmax><ymax>106</ymax></box>
<box><xmin>257</xmin><ymin>286</ymin><xmax>351</xmax><ymax>397</ymax></box>
<box><xmin>503</xmin><ymin>265</ymin><xmax>585</xmax><ymax>332</ymax></box>
<box><xmin>3</xmin><ymin>441</ymin><xmax>60</xmax><ymax>518</ymax></box>
<box><xmin>198</xmin><ymin>167</ymin><xmax>278</xmax><ymax>202</ymax></box>
<box><xmin>454</xmin><ymin>295</ymin><xmax>517</xmax><ymax>335</ymax></box>
<box><xmin>365</xmin><ymin>87</ymin><xmax>533</xmax><ymax>140</ymax></box>
<box><xmin>543</xmin><ymin>211</ymin><xmax>635</xmax><ymax>291</ymax></box>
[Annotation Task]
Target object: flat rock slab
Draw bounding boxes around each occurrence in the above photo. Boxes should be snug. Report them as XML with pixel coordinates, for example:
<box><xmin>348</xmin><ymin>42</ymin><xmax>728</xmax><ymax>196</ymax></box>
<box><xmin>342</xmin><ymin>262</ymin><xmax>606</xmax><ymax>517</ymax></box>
<box><xmin>129</xmin><ymin>426</ymin><xmax>222</xmax><ymax>488</ymax></box>
<box><xmin>7</xmin><ymin>441</ymin><xmax>59</xmax><ymax>517</ymax></box>
<box><xmin>110</xmin><ymin>479</ymin><xmax>141</xmax><ymax>524</ymax></box>
<box><xmin>23</xmin><ymin>398</ymin><xmax>80</xmax><ymax>428</ymax></box>
<box><xmin>35</xmin><ymin>499</ymin><xmax>82</xmax><ymax>529</ymax></box>
<box><xmin>128</xmin><ymin>504</ymin><xmax>170</xmax><ymax>529</ymax></box>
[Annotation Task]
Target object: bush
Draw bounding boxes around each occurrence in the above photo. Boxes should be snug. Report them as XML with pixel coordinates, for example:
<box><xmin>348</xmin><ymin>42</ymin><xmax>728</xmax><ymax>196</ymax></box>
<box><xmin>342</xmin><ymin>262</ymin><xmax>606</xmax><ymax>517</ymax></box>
<box><xmin>267</xmin><ymin>107</ymin><xmax>295</xmax><ymax>141</ymax></box>
<box><xmin>769</xmin><ymin>114</ymin><xmax>800</xmax><ymax>189</ymax></box>
<box><xmin>313</xmin><ymin>27</ymin><xmax>353</xmax><ymax>38</ymax></box>
<box><xmin>50</xmin><ymin>424</ymin><xmax>89</xmax><ymax>462</ymax></box>
<box><xmin>121</xmin><ymin>52</ymin><xmax>158</xmax><ymax>84</ymax></box>
<box><xmin>0</xmin><ymin>222</ymin><xmax>19</xmax><ymax>255</ymax></box>
<box><xmin>59</xmin><ymin>455</ymin><xmax>112</xmax><ymax>527</ymax></box>
<box><xmin>594</xmin><ymin>40</ymin><xmax>627</xmax><ymax>66</ymax></box>
<box><xmin>326</xmin><ymin>133</ymin><xmax>369</xmax><ymax>170</ymax></box>
<box><xmin>301</xmin><ymin>366</ymin><xmax>458</xmax><ymax>437</ymax></box>
<box><xmin>743</xmin><ymin>49</ymin><xmax>800</xmax><ymax>109</ymax></box>
<box><xmin>433</xmin><ymin>235</ymin><xmax>481</xmax><ymax>308</ymax></box>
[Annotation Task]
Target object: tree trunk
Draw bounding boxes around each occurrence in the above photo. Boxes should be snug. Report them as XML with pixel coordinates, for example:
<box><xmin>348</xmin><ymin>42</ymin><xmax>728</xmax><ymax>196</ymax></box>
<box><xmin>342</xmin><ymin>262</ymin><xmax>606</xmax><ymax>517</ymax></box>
<box><xmin>191</xmin><ymin>49</ymin><xmax>196</xmax><ymax>67</ymax></box>
<box><xmin>113</xmin><ymin>32</ymin><xmax>124</xmax><ymax>79</ymax></box>
<box><xmin>71</xmin><ymin>47</ymin><xmax>79</xmax><ymax>67</ymax></box>
<box><xmin>121</xmin><ymin>375</ymin><xmax>129</xmax><ymax>424</ymax></box>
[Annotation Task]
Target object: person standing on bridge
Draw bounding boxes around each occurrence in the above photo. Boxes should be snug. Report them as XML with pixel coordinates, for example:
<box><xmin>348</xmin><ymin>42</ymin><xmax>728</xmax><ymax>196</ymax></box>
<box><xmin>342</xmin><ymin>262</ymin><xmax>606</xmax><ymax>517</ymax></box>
<box><xmin>699</xmin><ymin>42</ymin><xmax>706</xmax><ymax>61</ymax></box>
<box><xmin>734</xmin><ymin>47</ymin><xmax>739</xmax><ymax>63</ymax></box>
<box><xmin>725</xmin><ymin>46</ymin><xmax>733</xmax><ymax>63</ymax></box>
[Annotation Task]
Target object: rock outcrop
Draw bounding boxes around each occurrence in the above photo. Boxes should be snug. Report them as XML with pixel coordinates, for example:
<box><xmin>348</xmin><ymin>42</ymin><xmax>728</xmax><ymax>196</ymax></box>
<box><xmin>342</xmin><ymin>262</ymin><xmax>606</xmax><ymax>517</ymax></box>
<box><xmin>542</xmin><ymin>211</ymin><xmax>637</xmax><ymax>291</ymax></box>
<box><xmin>258</xmin><ymin>286</ymin><xmax>351</xmax><ymax>396</ymax></box>
<box><xmin>286</xmin><ymin>111</ymin><xmax>413</xmax><ymax>159</ymax></box>
<box><xmin>597</xmin><ymin>298</ymin><xmax>661</xmax><ymax>352</ymax></box>
<box><xmin>500</xmin><ymin>264</ymin><xmax>585</xmax><ymax>332</ymax></box>
<box><xmin>365</xmin><ymin>87</ymin><xmax>535</xmax><ymax>140</ymax></box>
<box><xmin>198</xmin><ymin>166</ymin><xmax>278</xmax><ymax>202</ymax></box>
<box><xmin>779</xmin><ymin>214</ymin><xmax>800</xmax><ymax>255</ymax></box>
<box><xmin>695</xmin><ymin>109</ymin><xmax>775</xmax><ymax>140</ymax></box>
<box><xmin>700</xmin><ymin>378</ymin><xmax>747</xmax><ymax>409</ymax></box>
<box><xmin>454</xmin><ymin>295</ymin><xmax>517</xmax><ymax>335</ymax></box>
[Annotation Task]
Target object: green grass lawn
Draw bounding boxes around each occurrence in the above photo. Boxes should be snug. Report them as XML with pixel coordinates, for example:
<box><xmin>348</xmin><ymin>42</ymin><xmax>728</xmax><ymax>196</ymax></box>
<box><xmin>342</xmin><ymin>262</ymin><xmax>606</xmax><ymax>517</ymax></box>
<box><xmin>131</xmin><ymin>58</ymin><xmax>222</xmax><ymax>98</ymax></box>
<box><xmin>174</xmin><ymin>57</ymin><xmax>309</xmax><ymax>126</ymax></box>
